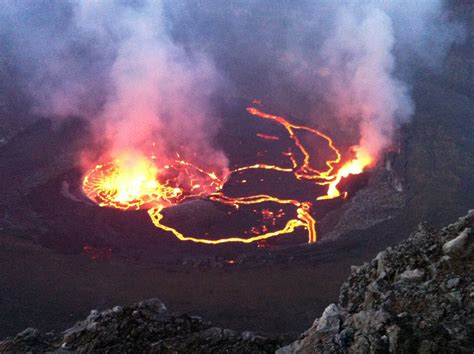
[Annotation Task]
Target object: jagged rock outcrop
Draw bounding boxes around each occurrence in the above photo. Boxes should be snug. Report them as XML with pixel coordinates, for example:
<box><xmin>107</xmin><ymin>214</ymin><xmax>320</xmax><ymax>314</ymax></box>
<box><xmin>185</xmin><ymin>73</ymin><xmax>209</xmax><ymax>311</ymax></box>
<box><xmin>0</xmin><ymin>299</ymin><xmax>282</xmax><ymax>353</ymax></box>
<box><xmin>279</xmin><ymin>210</ymin><xmax>474</xmax><ymax>353</ymax></box>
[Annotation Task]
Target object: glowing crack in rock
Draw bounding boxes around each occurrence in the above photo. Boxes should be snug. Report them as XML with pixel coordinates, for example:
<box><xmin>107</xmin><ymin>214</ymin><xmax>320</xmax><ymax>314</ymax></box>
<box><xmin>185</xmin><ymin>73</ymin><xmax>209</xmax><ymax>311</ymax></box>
<box><xmin>82</xmin><ymin>106</ymin><xmax>373</xmax><ymax>245</ymax></box>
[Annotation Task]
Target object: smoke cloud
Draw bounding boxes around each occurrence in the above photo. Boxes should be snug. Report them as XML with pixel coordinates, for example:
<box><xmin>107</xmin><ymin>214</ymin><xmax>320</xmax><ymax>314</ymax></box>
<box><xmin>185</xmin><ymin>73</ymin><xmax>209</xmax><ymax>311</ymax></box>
<box><xmin>300</xmin><ymin>1</ymin><xmax>464</xmax><ymax>160</ymax></box>
<box><xmin>0</xmin><ymin>0</ymin><xmax>227</xmax><ymax>172</ymax></box>
<box><xmin>0</xmin><ymin>0</ymin><xmax>465</xmax><ymax>168</ymax></box>
<box><xmin>316</xmin><ymin>6</ymin><xmax>414</xmax><ymax>160</ymax></box>
<box><xmin>73</xmin><ymin>2</ymin><xmax>226</xmax><ymax>169</ymax></box>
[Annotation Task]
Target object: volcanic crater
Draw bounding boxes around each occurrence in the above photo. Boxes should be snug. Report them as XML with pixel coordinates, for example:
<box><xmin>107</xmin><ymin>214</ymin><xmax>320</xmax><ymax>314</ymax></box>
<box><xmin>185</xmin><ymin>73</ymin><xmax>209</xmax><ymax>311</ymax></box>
<box><xmin>0</xmin><ymin>0</ymin><xmax>472</xmax><ymax>342</ymax></box>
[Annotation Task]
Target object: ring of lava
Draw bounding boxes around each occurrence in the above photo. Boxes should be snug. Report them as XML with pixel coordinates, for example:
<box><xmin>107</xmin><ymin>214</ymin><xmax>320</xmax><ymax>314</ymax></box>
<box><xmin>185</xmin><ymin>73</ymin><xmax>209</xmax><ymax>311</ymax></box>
<box><xmin>82</xmin><ymin>157</ymin><xmax>224</xmax><ymax>211</ymax></box>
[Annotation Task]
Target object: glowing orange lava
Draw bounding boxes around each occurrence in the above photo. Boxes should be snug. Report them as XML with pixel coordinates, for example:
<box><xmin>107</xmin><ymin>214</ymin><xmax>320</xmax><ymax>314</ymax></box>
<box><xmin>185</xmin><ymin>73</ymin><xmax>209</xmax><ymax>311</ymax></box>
<box><xmin>82</xmin><ymin>152</ymin><xmax>224</xmax><ymax>210</ymax></box>
<box><xmin>317</xmin><ymin>147</ymin><xmax>373</xmax><ymax>200</ymax></box>
<box><xmin>82</xmin><ymin>106</ymin><xmax>373</xmax><ymax>245</ymax></box>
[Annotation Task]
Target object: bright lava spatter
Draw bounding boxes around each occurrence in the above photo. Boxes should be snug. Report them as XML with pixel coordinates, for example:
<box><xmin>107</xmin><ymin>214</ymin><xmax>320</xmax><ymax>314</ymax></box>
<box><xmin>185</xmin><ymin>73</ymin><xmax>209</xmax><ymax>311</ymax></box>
<box><xmin>82</xmin><ymin>106</ymin><xmax>372</xmax><ymax>245</ymax></box>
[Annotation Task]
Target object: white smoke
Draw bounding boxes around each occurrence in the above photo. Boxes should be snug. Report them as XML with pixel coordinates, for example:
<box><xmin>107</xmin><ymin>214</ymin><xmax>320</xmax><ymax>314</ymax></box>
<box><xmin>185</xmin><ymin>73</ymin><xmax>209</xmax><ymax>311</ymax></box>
<box><xmin>0</xmin><ymin>0</ymin><xmax>465</xmax><ymax>168</ymax></box>
<box><xmin>73</xmin><ymin>2</ymin><xmax>224</xmax><ymax>166</ymax></box>
<box><xmin>279</xmin><ymin>0</ymin><xmax>464</xmax><ymax>162</ymax></box>
<box><xmin>0</xmin><ymin>0</ymin><xmax>227</xmax><ymax>172</ymax></box>
<box><xmin>318</xmin><ymin>6</ymin><xmax>414</xmax><ymax>160</ymax></box>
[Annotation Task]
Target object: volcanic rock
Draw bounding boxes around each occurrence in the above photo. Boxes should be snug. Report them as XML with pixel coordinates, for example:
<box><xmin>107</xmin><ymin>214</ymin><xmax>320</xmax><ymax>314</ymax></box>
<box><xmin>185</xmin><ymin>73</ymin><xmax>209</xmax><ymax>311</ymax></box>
<box><xmin>278</xmin><ymin>210</ymin><xmax>474</xmax><ymax>353</ymax></box>
<box><xmin>442</xmin><ymin>228</ymin><xmax>473</xmax><ymax>257</ymax></box>
<box><xmin>0</xmin><ymin>299</ymin><xmax>282</xmax><ymax>353</ymax></box>
<box><xmin>2</xmin><ymin>211</ymin><xmax>474</xmax><ymax>353</ymax></box>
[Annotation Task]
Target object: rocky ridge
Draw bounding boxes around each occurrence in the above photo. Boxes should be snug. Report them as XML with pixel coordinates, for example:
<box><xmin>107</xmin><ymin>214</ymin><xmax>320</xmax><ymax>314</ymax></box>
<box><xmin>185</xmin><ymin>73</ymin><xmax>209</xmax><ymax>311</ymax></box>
<box><xmin>0</xmin><ymin>299</ymin><xmax>283</xmax><ymax>353</ymax></box>
<box><xmin>279</xmin><ymin>210</ymin><xmax>474</xmax><ymax>353</ymax></box>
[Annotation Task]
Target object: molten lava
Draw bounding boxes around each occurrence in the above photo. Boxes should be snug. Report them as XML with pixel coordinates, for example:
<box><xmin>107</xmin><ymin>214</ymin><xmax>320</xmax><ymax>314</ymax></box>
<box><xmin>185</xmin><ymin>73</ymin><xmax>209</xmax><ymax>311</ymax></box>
<box><xmin>82</xmin><ymin>106</ymin><xmax>373</xmax><ymax>245</ymax></box>
<box><xmin>318</xmin><ymin>147</ymin><xmax>373</xmax><ymax>200</ymax></box>
<box><xmin>83</xmin><ymin>152</ymin><xmax>224</xmax><ymax>210</ymax></box>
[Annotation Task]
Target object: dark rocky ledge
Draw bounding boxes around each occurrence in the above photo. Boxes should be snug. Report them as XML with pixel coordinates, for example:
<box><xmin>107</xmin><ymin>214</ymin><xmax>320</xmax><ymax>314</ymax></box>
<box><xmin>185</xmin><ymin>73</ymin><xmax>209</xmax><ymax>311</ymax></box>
<box><xmin>0</xmin><ymin>298</ymin><xmax>283</xmax><ymax>353</ymax></box>
<box><xmin>279</xmin><ymin>210</ymin><xmax>474</xmax><ymax>353</ymax></box>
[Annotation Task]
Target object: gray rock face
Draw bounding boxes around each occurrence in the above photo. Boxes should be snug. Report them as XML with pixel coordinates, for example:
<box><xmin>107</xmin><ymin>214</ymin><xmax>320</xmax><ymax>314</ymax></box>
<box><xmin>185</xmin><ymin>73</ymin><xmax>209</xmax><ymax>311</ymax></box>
<box><xmin>0</xmin><ymin>299</ymin><xmax>282</xmax><ymax>353</ymax></box>
<box><xmin>315</xmin><ymin>304</ymin><xmax>341</xmax><ymax>333</ymax></box>
<box><xmin>280</xmin><ymin>210</ymin><xmax>474</xmax><ymax>353</ymax></box>
<box><xmin>442</xmin><ymin>228</ymin><xmax>473</xmax><ymax>257</ymax></box>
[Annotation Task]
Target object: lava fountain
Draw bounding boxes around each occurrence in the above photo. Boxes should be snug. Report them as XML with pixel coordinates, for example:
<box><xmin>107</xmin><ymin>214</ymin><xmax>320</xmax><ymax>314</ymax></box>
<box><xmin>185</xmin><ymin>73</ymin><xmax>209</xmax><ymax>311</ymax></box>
<box><xmin>82</xmin><ymin>106</ymin><xmax>373</xmax><ymax>245</ymax></box>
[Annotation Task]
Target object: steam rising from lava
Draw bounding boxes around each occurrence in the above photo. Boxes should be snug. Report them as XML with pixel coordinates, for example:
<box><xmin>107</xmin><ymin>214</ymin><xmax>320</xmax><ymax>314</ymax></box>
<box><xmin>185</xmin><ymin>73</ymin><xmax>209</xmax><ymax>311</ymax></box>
<box><xmin>0</xmin><ymin>0</ymin><xmax>463</xmax><ymax>172</ymax></box>
<box><xmin>277</xmin><ymin>1</ymin><xmax>463</xmax><ymax>172</ymax></box>
<box><xmin>0</xmin><ymin>0</ymin><xmax>228</xmax><ymax>175</ymax></box>
<box><xmin>318</xmin><ymin>7</ymin><xmax>413</xmax><ymax>163</ymax></box>
<box><xmin>0</xmin><ymin>1</ymin><xmax>465</xmax><ymax>244</ymax></box>
<box><xmin>73</xmin><ymin>1</ymin><xmax>227</xmax><ymax>173</ymax></box>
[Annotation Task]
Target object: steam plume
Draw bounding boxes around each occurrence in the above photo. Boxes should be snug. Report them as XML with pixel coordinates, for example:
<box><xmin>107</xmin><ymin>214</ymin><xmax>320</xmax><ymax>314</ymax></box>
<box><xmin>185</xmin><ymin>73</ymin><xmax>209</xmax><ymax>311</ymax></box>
<box><xmin>0</xmin><ymin>0</ymin><xmax>227</xmax><ymax>172</ymax></box>
<box><xmin>312</xmin><ymin>1</ymin><xmax>464</xmax><ymax>161</ymax></box>
<box><xmin>73</xmin><ymin>1</ymin><xmax>226</xmax><ymax>169</ymax></box>
<box><xmin>318</xmin><ymin>6</ymin><xmax>414</xmax><ymax>161</ymax></box>
<box><xmin>0</xmin><ymin>0</ymin><xmax>465</xmax><ymax>169</ymax></box>
<box><xmin>277</xmin><ymin>0</ymin><xmax>464</xmax><ymax>162</ymax></box>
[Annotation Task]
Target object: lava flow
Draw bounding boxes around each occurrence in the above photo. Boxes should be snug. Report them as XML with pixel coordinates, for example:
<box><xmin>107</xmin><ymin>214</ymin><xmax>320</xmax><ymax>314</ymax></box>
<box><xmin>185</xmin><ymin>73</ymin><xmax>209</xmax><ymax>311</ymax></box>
<box><xmin>82</xmin><ymin>106</ymin><xmax>373</xmax><ymax>245</ymax></box>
